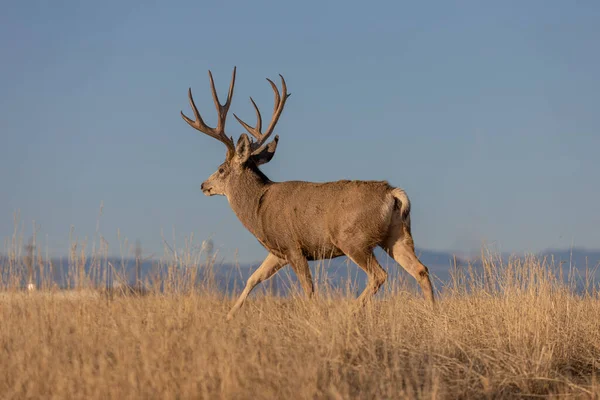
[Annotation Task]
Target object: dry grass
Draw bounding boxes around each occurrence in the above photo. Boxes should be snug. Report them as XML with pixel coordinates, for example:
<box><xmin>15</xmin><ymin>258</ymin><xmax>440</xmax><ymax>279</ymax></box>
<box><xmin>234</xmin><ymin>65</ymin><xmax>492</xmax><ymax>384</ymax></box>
<box><xmin>1</xmin><ymin>251</ymin><xmax>599</xmax><ymax>400</ymax></box>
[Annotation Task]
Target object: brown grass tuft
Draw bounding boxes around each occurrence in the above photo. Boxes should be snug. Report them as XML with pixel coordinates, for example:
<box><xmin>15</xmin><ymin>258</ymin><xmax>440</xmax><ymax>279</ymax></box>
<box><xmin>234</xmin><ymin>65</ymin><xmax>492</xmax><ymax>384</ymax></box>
<box><xmin>1</xmin><ymin>230</ymin><xmax>599</xmax><ymax>398</ymax></box>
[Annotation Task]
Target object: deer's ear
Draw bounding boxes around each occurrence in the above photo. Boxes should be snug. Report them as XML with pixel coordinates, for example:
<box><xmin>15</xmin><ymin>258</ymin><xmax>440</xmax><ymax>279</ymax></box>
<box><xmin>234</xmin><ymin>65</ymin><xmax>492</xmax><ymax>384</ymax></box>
<box><xmin>235</xmin><ymin>134</ymin><xmax>251</xmax><ymax>163</ymax></box>
<box><xmin>251</xmin><ymin>135</ymin><xmax>279</xmax><ymax>166</ymax></box>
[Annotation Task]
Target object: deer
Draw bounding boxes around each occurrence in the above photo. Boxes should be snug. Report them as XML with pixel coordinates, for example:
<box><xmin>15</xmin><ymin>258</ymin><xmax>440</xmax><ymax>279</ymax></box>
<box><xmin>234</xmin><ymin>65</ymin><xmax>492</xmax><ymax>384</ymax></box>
<box><xmin>181</xmin><ymin>67</ymin><xmax>435</xmax><ymax>320</ymax></box>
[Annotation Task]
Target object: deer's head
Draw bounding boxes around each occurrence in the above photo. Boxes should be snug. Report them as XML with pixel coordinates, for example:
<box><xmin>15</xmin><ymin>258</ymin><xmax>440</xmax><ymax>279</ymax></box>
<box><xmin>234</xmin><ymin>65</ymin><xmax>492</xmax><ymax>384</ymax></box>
<box><xmin>181</xmin><ymin>67</ymin><xmax>290</xmax><ymax>197</ymax></box>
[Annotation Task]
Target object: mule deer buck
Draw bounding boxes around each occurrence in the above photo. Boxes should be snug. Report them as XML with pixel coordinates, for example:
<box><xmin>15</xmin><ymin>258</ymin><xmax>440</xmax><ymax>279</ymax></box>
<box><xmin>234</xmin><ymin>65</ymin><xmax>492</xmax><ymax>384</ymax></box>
<box><xmin>181</xmin><ymin>67</ymin><xmax>435</xmax><ymax>320</ymax></box>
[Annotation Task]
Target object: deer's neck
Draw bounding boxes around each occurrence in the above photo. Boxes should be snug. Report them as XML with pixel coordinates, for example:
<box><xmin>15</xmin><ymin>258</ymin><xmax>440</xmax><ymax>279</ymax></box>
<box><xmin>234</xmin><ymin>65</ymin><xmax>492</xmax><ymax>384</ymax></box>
<box><xmin>226</xmin><ymin>166</ymin><xmax>271</xmax><ymax>237</ymax></box>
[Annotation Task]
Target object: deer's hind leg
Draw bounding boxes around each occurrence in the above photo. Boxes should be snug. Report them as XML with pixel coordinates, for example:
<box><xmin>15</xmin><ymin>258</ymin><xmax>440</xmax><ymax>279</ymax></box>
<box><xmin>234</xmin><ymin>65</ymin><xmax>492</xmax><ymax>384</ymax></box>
<box><xmin>384</xmin><ymin>222</ymin><xmax>435</xmax><ymax>306</ymax></box>
<box><xmin>337</xmin><ymin>244</ymin><xmax>387</xmax><ymax>307</ymax></box>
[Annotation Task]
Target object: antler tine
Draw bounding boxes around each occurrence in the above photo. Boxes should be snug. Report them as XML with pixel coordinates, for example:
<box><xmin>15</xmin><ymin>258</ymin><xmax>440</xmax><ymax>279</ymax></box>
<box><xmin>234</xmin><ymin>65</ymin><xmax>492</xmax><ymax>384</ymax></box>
<box><xmin>181</xmin><ymin>67</ymin><xmax>237</xmax><ymax>156</ymax></box>
<box><xmin>207</xmin><ymin>71</ymin><xmax>221</xmax><ymax>121</ymax></box>
<box><xmin>233</xmin><ymin>97</ymin><xmax>263</xmax><ymax>143</ymax></box>
<box><xmin>249</xmin><ymin>97</ymin><xmax>263</xmax><ymax>134</ymax></box>
<box><xmin>181</xmin><ymin>88</ymin><xmax>205</xmax><ymax>130</ymax></box>
<box><xmin>234</xmin><ymin>74</ymin><xmax>291</xmax><ymax>153</ymax></box>
<box><xmin>266</xmin><ymin>77</ymin><xmax>281</xmax><ymax>114</ymax></box>
<box><xmin>226</xmin><ymin>67</ymin><xmax>236</xmax><ymax>111</ymax></box>
<box><xmin>208</xmin><ymin>67</ymin><xmax>236</xmax><ymax>132</ymax></box>
<box><xmin>263</xmin><ymin>75</ymin><xmax>290</xmax><ymax>137</ymax></box>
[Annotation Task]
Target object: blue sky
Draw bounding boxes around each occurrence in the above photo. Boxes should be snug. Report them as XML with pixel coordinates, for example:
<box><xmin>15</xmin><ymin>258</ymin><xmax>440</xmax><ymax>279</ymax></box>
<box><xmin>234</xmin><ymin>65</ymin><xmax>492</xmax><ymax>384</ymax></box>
<box><xmin>1</xmin><ymin>1</ymin><xmax>599</xmax><ymax>262</ymax></box>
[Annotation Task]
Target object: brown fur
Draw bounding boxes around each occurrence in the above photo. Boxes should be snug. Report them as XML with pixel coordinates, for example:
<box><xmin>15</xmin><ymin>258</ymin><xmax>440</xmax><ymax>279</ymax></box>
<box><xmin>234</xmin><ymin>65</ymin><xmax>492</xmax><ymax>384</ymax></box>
<box><xmin>203</xmin><ymin>138</ymin><xmax>436</xmax><ymax>320</ymax></box>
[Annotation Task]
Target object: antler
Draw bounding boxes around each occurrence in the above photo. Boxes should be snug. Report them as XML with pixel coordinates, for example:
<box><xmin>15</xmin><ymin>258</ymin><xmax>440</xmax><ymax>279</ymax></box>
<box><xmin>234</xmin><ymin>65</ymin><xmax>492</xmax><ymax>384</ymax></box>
<box><xmin>181</xmin><ymin>67</ymin><xmax>237</xmax><ymax>158</ymax></box>
<box><xmin>233</xmin><ymin>75</ymin><xmax>291</xmax><ymax>153</ymax></box>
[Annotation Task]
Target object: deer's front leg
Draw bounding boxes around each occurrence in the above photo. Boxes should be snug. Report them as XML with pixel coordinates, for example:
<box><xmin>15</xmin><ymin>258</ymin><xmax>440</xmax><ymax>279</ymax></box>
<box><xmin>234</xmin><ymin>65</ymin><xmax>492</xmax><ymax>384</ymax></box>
<box><xmin>287</xmin><ymin>253</ymin><xmax>314</xmax><ymax>298</ymax></box>
<box><xmin>227</xmin><ymin>253</ymin><xmax>287</xmax><ymax>320</ymax></box>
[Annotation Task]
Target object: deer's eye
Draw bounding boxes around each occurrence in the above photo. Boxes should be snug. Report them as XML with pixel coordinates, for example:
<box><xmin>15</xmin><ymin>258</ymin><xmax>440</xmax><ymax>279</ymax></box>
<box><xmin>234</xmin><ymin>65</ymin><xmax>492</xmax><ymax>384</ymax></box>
<box><xmin>218</xmin><ymin>167</ymin><xmax>225</xmax><ymax>174</ymax></box>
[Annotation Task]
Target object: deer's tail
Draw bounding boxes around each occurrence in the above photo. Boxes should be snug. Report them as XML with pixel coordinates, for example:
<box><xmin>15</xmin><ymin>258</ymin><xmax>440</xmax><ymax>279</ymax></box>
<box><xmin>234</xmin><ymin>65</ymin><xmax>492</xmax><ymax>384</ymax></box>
<box><xmin>391</xmin><ymin>188</ymin><xmax>411</xmax><ymax>221</ymax></box>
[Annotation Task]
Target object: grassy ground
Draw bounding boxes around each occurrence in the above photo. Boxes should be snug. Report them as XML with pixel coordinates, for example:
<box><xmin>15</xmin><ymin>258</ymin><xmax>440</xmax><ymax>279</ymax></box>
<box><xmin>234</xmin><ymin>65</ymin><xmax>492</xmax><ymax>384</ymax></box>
<box><xmin>1</xmin><ymin>252</ymin><xmax>599</xmax><ymax>399</ymax></box>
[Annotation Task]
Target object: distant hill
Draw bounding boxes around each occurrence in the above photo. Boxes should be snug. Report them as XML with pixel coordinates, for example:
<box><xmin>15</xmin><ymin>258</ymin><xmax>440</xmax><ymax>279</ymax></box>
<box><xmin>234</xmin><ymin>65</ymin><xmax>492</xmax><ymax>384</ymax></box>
<box><xmin>3</xmin><ymin>247</ymin><xmax>599</xmax><ymax>294</ymax></box>
<box><xmin>538</xmin><ymin>248</ymin><xmax>600</xmax><ymax>269</ymax></box>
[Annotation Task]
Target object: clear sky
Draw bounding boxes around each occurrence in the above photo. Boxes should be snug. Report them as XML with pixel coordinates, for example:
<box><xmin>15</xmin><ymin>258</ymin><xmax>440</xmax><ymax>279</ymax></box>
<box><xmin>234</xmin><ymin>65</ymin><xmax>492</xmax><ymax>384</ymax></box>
<box><xmin>1</xmin><ymin>1</ymin><xmax>599</xmax><ymax>263</ymax></box>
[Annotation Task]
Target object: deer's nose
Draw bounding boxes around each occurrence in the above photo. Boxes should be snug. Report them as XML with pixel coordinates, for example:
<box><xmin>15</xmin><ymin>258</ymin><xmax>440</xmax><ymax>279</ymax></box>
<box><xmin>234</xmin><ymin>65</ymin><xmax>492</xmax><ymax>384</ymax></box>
<box><xmin>201</xmin><ymin>182</ymin><xmax>206</xmax><ymax>191</ymax></box>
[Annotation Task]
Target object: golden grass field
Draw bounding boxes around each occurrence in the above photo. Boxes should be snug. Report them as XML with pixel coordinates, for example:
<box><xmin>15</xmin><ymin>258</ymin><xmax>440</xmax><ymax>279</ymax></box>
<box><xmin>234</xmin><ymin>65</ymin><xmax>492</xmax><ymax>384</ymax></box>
<box><xmin>1</xmin><ymin>247</ymin><xmax>600</xmax><ymax>399</ymax></box>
